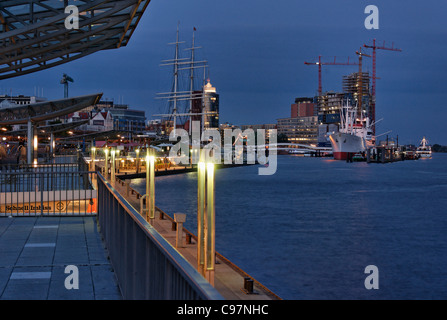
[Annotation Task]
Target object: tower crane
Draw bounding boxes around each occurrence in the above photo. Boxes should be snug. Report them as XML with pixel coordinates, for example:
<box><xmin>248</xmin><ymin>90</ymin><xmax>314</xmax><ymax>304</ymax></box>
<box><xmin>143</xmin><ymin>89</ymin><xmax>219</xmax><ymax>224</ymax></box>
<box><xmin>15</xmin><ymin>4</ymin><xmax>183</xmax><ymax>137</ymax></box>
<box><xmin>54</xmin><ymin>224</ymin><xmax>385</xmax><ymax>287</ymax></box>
<box><xmin>363</xmin><ymin>39</ymin><xmax>402</xmax><ymax>134</ymax></box>
<box><xmin>304</xmin><ymin>56</ymin><xmax>358</xmax><ymax>97</ymax></box>
<box><xmin>60</xmin><ymin>73</ymin><xmax>74</xmax><ymax>98</ymax></box>
<box><xmin>355</xmin><ymin>47</ymin><xmax>371</xmax><ymax>118</ymax></box>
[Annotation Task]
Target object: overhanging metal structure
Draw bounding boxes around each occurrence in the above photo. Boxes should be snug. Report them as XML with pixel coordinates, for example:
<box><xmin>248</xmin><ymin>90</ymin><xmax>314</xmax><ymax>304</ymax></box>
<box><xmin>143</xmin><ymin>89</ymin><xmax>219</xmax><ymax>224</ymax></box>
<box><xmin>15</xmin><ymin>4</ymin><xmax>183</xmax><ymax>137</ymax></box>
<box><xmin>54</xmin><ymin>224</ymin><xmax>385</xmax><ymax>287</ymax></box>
<box><xmin>0</xmin><ymin>93</ymin><xmax>102</xmax><ymax>164</ymax></box>
<box><xmin>7</xmin><ymin>119</ymin><xmax>90</xmax><ymax>136</ymax></box>
<box><xmin>0</xmin><ymin>0</ymin><xmax>151</xmax><ymax>80</ymax></box>
<box><xmin>0</xmin><ymin>93</ymin><xmax>102</xmax><ymax>125</ymax></box>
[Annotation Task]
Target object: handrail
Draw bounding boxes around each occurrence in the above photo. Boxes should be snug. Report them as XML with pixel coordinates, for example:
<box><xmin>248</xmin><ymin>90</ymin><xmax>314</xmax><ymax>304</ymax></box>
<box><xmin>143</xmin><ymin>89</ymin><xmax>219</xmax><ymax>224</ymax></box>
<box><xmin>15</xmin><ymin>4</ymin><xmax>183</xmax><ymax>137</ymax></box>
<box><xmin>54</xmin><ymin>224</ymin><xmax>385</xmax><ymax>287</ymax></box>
<box><xmin>97</xmin><ymin>172</ymin><xmax>223</xmax><ymax>300</ymax></box>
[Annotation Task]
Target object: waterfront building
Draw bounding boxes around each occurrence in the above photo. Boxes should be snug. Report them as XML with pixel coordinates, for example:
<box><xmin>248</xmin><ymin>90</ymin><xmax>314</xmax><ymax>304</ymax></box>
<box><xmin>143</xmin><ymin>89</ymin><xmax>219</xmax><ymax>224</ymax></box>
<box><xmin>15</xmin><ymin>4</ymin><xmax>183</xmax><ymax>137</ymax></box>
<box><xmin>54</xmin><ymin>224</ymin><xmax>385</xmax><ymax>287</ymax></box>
<box><xmin>342</xmin><ymin>72</ymin><xmax>372</xmax><ymax>120</ymax></box>
<box><xmin>0</xmin><ymin>94</ymin><xmax>46</xmax><ymax>106</ymax></box>
<box><xmin>291</xmin><ymin>97</ymin><xmax>316</xmax><ymax>118</ymax></box>
<box><xmin>316</xmin><ymin>92</ymin><xmax>344</xmax><ymax>146</ymax></box>
<box><xmin>277</xmin><ymin>116</ymin><xmax>318</xmax><ymax>145</ymax></box>
<box><xmin>187</xmin><ymin>79</ymin><xmax>220</xmax><ymax>132</ymax></box>
<box><xmin>202</xmin><ymin>80</ymin><xmax>219</xmax><ymax>130</ymax></box>
<box><xmin>277</xmin><ymin>96</ymin><xmax>318</xmax><ymax>145</ymax></box>
<box><xmin>67</xmin><ymin>100</ymin><xmax>146</xmax><ymax>134</ymax></box>
<box><xmin>240</xmin><ymin>124</ymin><xmax>277</xmax><ymax>140</ymax></box>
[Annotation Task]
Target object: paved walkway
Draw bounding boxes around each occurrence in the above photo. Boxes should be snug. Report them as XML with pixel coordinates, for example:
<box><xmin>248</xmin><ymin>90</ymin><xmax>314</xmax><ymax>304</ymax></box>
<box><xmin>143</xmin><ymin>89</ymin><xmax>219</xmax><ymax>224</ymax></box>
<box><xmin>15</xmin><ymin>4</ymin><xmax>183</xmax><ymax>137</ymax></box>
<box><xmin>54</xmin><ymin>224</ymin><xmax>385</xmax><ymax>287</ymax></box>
<box><xmin>0</xmin><ymin>216</ymin><xmax>122</xmax><ymax>300</ymax></box>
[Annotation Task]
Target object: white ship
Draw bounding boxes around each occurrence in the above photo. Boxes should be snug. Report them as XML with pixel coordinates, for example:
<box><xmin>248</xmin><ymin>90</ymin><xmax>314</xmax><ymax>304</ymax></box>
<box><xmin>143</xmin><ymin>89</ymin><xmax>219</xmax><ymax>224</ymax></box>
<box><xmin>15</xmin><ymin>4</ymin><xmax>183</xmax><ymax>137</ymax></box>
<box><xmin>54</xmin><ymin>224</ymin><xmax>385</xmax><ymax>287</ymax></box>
<box><xmin>329</xmin><ymin>101</ymin><xmax>374</xmax><ymax>160</ymax></box>
<box><xmin>416</xmin><ymin>137</ymin><xmax>432</xmax><ymax>158</ymax></box>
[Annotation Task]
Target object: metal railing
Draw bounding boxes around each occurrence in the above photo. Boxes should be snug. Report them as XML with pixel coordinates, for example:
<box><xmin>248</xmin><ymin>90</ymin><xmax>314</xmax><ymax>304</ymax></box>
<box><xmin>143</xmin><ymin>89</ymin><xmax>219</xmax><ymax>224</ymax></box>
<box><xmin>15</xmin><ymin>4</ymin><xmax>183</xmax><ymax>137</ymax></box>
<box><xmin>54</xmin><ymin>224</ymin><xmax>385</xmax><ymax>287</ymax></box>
<box><xmin>96</xmin><ymin>173</ymin><xmax>223</xmax><ymax>300</ymax></box>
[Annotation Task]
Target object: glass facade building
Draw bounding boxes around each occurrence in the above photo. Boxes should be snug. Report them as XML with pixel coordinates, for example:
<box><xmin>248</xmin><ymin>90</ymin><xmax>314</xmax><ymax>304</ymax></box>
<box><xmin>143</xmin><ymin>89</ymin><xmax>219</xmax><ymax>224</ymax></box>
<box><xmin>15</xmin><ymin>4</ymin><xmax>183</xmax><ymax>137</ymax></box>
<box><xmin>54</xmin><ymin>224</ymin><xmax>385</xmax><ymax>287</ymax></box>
<box><xmin>277</xmin><ymin>116</ymin><xmax>318</xmax><ymax>145</ymax></box>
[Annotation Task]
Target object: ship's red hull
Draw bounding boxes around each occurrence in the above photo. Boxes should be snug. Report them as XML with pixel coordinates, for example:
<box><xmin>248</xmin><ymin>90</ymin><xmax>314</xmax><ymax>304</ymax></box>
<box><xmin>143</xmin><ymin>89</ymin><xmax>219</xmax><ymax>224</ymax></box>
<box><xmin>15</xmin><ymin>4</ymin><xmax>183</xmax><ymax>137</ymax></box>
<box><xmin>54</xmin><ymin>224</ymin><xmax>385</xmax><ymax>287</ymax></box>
<box><xmin>333</xmin><ymin>152</ymin><xmax>348</xmax><ymax>160</ymax></box>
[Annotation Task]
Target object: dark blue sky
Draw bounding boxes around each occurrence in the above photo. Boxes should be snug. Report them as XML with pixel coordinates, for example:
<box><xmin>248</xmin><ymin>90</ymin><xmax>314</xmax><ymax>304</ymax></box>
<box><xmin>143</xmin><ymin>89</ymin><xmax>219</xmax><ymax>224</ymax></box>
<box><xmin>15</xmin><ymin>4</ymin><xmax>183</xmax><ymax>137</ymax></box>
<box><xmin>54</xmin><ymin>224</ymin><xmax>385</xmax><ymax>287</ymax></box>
<box><xmin>1</xmin><ymin>0</ymin><xmax>446</xmax><ymax>144</ymax></box>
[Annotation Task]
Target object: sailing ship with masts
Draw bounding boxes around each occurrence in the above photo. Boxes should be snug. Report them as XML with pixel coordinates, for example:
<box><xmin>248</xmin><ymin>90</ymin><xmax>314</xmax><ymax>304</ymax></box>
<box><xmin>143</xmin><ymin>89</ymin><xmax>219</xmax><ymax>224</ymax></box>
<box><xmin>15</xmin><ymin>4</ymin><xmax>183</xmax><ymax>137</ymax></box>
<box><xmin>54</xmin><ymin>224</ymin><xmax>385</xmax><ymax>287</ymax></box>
<box><xmin>153</xmin><ymin>25</ymin><xmax>219</xmax><ymax>138</ymax></box>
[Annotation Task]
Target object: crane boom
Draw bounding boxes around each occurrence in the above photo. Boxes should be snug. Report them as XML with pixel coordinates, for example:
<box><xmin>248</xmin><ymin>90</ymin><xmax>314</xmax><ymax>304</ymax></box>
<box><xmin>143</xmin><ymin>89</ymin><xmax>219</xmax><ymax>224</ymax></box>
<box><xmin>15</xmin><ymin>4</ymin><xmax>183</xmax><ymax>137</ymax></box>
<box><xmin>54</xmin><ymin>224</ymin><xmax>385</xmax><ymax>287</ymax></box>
<box><xmin>304</xmin><ymin>55</ymin><xmax>358</xmax><ymax>97</ymax></box>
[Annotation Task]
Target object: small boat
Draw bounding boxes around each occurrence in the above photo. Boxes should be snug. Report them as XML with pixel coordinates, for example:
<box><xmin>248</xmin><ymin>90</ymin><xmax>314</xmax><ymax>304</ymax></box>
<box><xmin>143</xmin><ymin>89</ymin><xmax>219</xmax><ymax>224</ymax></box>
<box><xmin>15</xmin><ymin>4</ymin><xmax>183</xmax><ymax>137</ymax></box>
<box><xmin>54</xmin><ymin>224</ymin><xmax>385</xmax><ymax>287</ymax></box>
<box><xmin>352</xmin><ymin>153</ymin><xmax>366</xmax><ymax>162</ymax></box>
<box><xmin>416</xmin><ymin>137</ymin><xmax>432</xmax><ymax>158</ymax></box>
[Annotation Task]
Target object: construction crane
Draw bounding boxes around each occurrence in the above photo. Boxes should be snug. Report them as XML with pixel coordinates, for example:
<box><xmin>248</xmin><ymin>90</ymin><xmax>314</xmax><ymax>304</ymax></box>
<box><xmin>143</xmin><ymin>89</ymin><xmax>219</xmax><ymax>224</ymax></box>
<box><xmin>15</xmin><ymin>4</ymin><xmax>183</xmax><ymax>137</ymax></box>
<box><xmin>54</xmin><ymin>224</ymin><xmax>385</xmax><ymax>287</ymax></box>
<box><xmin>355</xmin><ymin>47</ymin><xmax>371</xmax><ymax>118</ymax></box>
<box><xmin>60</xmin><ymin>73</ymin><xmax>74</xmax><ymax>98</ymax></box>
<box><xmin>363</xmin><ymin>39</ymin><xmax>402</xmax><ymax>134</ymax></box>
<box><xmin>304</xmin><ymin>55</ymin><xmax>358</xmax><ymax>97</ymax></box>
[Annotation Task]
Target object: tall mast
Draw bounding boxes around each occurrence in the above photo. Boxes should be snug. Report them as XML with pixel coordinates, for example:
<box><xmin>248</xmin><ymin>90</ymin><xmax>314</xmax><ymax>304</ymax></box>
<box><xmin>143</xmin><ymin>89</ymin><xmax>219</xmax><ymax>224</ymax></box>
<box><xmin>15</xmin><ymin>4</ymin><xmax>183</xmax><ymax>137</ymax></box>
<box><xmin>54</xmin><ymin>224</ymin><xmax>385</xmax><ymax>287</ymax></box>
<box><xmin>172</xmin><ymin>23</ymin><xmax>180</xmax><ymax>136</ymax></box>
<box><xmin>188</xmin><ymin>29</ymin><xmax>195</xmax><ymax>135</ymax></box>
<box><xmin>154</xmin><ymin>25</ymin><xmax>208</xmax><ymax>136</ymax></box>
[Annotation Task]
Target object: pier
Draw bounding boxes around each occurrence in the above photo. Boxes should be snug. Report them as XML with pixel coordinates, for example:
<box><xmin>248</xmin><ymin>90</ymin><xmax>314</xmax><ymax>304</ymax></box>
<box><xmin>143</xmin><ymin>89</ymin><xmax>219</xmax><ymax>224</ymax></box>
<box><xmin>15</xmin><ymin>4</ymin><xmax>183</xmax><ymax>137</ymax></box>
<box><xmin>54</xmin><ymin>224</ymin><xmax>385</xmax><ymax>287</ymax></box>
<box><xmin>0</xmin><ymin>151</ymin><xmax>280</xmax><ymax>300</ymax></box>
<box><xmin>94</xmin><ymin>153</ymin><xmax>280</xmax><ymax>300</ymax></box>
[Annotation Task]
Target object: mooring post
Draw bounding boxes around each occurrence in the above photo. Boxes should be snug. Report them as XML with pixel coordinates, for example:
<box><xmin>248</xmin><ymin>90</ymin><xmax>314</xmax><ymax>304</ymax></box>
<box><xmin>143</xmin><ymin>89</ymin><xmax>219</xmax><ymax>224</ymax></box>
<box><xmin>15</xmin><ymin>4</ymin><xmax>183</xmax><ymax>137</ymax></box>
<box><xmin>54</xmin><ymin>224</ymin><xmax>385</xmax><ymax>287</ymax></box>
<box><xmin>174</xmin><ymin>213</ymin><xmax>186</xmax><ymax>248</ymax></box>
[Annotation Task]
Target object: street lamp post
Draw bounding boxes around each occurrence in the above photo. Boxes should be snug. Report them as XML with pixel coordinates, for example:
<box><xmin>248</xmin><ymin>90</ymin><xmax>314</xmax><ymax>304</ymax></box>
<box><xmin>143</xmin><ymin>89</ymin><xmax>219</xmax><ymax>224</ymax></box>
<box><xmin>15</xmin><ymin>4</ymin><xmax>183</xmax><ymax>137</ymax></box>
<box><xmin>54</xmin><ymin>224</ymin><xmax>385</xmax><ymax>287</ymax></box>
<box><xmin>111</xmin><ymin>148</ymin><xmax>115</xmax><ymax>183</ymax></box>
<box><xmin>197</xmin><ymin>154</ymin><xmax>215</xmax><ymax>286</ymax></box>
<box><xmin>104</xmin><ymin>148</ymin><xmax>109</xmax><ymax>177</ymax></box>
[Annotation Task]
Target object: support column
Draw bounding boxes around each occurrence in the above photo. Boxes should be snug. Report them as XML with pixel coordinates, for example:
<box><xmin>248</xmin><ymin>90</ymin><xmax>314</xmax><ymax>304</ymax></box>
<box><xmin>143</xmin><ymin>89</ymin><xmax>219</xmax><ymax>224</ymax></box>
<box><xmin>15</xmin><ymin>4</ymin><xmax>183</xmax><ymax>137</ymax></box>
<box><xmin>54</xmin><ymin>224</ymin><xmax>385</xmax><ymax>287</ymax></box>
<box><xmin>50</xmin><ymin>133</ymin><xmax>55</xmax><ymax>159</ymax></box>
<box><xmin>104</xmin><ymin>148</ymin><xmax>109</xmax><ymax>177</ymax></box>
<box><xmin>135</xmin><ymin>148</ymin><xmax>140</xmax><ymax>173</ymax></box>
<box><xmin>111</xmin><ymin>148</ymin><xmax>116</xmax><ymax>183</ymax></box>
<box><xmin>33</xmin><ymin>128</ymin><xmax>38</xmax><ymax>165</ymax></box>
<box><xmin>91</xmin><ymin>146</ymin><xmax>96</xmax><ymax>171</ymax></box>
<box><xmin>27</xmin><ymin>120</ymin><xmax>33</xmax><ymax>165</ymax></box>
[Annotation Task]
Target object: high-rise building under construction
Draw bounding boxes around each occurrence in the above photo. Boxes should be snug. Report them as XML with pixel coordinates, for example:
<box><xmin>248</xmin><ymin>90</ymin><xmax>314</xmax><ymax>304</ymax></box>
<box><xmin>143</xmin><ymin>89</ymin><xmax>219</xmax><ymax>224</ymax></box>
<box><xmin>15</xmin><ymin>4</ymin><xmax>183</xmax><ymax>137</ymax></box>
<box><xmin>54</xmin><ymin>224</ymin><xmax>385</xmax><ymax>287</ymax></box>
<box><xmin>342</xmin><ymin>72</ymin><xmax>372</xmax><ymax>120</ymax></box>
<box><xmin>316</xmin><ymin>71</ymin><xmax>372</xmax><ymax>147</ymax></box>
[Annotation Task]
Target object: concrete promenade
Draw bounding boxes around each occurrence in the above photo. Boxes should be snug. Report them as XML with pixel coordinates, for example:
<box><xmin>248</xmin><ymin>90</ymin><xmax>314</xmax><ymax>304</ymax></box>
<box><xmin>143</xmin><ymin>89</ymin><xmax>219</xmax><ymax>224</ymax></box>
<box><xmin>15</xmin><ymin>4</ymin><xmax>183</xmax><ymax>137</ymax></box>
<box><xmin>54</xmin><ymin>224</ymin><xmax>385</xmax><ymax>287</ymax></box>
<box><xmin>0</xmin><ymin>216</ymin><xmax>122</xmax><ymax>300</ymax></box>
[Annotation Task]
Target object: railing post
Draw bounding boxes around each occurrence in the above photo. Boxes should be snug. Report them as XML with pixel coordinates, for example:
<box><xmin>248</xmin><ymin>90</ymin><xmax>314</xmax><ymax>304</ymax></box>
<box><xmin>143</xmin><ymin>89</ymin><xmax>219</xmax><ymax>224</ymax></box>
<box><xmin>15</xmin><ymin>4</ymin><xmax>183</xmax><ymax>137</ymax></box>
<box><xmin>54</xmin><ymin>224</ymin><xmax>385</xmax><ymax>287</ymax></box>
<box><xmin>174</xmin><ymin>213</ymin><xmax>186</xmax><ymax>248</ymax></box>
<box><xmin>140</xmin><ymin>194</ymin><xmax>149</xmax><ymax>222</ymax></box>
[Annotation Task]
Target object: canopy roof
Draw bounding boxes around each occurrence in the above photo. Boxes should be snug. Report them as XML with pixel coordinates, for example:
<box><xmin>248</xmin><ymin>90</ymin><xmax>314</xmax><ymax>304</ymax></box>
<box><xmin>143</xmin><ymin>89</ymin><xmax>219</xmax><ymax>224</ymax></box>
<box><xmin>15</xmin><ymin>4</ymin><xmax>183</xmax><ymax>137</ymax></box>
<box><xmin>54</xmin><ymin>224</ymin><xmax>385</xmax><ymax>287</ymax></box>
<box><xmin>0</xmin><ymin>93</ymin><xmax>102</xmax><ymax>125</ymax></box>
<box><xmin>0</xmin><ymin>0</ymin><xmax>151</xmax><ymax>79</ymax></box>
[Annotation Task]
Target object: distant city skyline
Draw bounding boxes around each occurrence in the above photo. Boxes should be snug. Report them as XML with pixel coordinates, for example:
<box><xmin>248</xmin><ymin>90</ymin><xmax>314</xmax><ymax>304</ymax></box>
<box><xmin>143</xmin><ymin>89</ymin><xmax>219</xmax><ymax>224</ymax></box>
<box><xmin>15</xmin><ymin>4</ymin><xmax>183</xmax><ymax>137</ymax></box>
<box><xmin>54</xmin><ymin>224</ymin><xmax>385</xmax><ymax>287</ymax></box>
<box><xmin>1</xmin><ymin>0</ymin><xmax>446</xmax><ymax>145</ymax></box>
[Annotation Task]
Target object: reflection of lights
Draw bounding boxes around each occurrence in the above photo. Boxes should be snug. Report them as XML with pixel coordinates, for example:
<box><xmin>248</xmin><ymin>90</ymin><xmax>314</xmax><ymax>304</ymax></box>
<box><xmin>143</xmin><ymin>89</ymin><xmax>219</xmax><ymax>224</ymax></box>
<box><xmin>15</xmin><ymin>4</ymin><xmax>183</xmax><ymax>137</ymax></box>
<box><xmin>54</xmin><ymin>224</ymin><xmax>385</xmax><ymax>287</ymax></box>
<box><xmin>2</xmin><ymin>137</ymin><xmax>6</xmax><ymax>141</ymax></box>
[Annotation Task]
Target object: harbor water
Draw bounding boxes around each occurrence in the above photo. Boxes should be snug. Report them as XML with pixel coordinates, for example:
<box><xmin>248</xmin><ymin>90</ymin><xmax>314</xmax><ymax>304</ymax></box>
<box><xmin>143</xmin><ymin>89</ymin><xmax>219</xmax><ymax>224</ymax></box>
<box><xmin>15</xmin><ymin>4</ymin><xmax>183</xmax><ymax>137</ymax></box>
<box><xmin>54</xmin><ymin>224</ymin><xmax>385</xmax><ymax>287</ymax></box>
<box><xmin>130</xmin><ymin>154</ymin><xmax>447</xmax><ymax>300</ymax></box>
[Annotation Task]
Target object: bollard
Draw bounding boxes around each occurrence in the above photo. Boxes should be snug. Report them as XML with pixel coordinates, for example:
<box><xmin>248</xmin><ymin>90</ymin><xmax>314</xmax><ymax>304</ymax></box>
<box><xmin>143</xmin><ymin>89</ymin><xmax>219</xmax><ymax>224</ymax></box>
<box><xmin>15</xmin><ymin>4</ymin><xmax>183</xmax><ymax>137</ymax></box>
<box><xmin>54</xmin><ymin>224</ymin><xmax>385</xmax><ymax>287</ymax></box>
<box><xmin>243</xmin><ymin>277</ymin><xmax>254</xmax><ymax>294</ymax></box>
<box><xmin>125</xmin><ymin>181</ymin><xmax>130</xmax><ymax>197</ymax></box>
<box><xmin>174</xmin><ymin>213</ymin><xmax>186</xmax><ymax>248</ymax></box>
<box><xmin>186</xmin><ymin>233</ymin><xmax>192</xmax><ymax>244</ymax></box>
